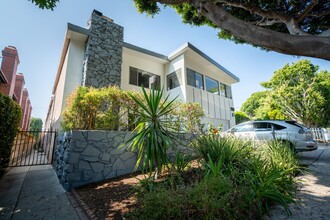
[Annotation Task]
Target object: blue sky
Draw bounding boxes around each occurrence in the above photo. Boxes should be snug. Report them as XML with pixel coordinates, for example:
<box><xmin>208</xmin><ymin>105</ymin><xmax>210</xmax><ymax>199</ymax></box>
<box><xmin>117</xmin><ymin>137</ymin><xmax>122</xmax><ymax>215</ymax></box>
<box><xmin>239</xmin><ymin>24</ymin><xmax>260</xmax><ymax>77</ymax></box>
<box><xmin>1</xmin><ymin>0</ymin><xmax>329</xmax><ymax>122</ymax></box>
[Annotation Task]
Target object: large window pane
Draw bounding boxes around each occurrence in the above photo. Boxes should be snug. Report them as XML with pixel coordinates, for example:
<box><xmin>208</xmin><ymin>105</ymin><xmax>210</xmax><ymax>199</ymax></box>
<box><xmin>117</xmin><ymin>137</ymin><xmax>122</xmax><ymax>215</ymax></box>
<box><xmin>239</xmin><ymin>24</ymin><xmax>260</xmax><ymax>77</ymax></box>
<box><xmin>186</xmin><ymin>68</ymin><xmax>204</xmax><ymax>90</ymax></box>
<box><xmin>195</xmin><ymin>73</ymin><xmax>204</xmax><ymax>90</ymax></box>
<box><xmin>205</xmin><ymin>76</ymin><xmax>219</xmax><ymax>95</ymax></box>
<box><xmin>225</xmin><ymin>85</ymin><xmax>232</xmax><ymax>99</ymax></box>
<box><xmin>129</xmin><ymin>66</ymin><xmax>160</xmax><ymax>90</ymax></box>
<box><xmin>167</xmin><ymin>69</ymin><xmax>181</xmax><ymax>90</ymax></box>
<box><xmin>187</xmin><ymin>68</ymin><xmax>195</xmax><ymax>87</ymax></box>
<box><xmin>220</xmin><ymin>83</ymin><xmax>226</xmax><ymax>96</ymax></box>
<box><xmin>138</xmin><ymin>71</ymin><xmax>151</xmax><ymax>88</ymax></box>
<box><xmin>129</xmin><ymin>67</ymin><xmax>138</xmax><ymax>86</ymax></box>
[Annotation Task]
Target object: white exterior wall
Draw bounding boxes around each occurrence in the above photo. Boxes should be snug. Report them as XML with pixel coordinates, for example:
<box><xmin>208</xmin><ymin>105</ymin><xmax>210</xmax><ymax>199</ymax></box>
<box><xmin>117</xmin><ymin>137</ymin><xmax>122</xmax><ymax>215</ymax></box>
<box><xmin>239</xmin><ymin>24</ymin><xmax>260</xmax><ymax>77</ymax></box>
<box><xmin>164</xmin><ymin>54</ymin><xmax>186</xmax><ymax>102</ymax></box>
<box><xmin>184</xmin><ymin>57</ymin><xmax>235</xmax><ymax>130</ymax></box>
<box><xmin>121</xmin><ymin>48</ymin><xmax>165</xmax><ymax>93</ymax></box>
<box><xmin>52</xmin><ymin>40</ymin><xmax>85</xmax><ymax>129</ymax></box>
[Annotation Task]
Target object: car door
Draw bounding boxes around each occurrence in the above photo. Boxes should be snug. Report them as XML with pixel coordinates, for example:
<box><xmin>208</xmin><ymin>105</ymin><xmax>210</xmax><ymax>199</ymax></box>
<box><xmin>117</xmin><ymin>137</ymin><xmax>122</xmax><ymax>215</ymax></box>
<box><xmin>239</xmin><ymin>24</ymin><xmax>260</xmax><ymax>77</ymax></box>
<box><xmin>231</xmin><ymin>122</ymin><xmax>255</xmax><ymax>140</ymax></box>
<box><xmin>253</xmin><ymin>122</ymin><xmax>274</xmax><ymax>142</ymax></box>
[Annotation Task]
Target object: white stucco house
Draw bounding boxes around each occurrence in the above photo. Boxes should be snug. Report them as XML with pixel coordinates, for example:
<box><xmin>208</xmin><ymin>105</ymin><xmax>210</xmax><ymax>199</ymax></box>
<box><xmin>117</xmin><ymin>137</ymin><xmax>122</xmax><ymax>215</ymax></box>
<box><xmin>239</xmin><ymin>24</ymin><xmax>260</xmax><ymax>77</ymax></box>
<box><xmin>45</xmin><ymin>10</ymin><xmax>239</xmax><ymax>131</ymax></box>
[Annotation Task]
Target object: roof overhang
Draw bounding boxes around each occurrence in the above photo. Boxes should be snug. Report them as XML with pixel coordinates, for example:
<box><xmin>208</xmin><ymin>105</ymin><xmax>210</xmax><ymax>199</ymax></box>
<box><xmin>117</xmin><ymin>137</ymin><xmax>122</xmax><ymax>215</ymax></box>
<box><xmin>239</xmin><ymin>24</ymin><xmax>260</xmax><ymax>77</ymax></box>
<box><xmin>169</xmin><ymin>42</ymin><xmax>240</xmax><ymax>84</ymax></box>
<box><xmin>123</xmin><ymin>42</ymin><xmax>169</xmax><ymax>64</ymax></box>
<box><xmin>51</xmin><ymin>23</ymin><xmax>89</xmax><ymax>94</ymax></box>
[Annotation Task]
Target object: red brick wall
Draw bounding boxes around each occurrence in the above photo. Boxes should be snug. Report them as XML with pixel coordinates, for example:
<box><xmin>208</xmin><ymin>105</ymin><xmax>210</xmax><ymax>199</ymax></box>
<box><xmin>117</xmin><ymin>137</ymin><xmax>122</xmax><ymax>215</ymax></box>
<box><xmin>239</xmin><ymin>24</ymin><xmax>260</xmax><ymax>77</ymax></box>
<box><xmin>0</xmin><ymin>46</ymin><xmax>20</xmax><ymax>97</ymax></box>
<box><xmin>14</xmin><ymin>73</ymin><xmax>25</xmax><ymax>105</ymax></box>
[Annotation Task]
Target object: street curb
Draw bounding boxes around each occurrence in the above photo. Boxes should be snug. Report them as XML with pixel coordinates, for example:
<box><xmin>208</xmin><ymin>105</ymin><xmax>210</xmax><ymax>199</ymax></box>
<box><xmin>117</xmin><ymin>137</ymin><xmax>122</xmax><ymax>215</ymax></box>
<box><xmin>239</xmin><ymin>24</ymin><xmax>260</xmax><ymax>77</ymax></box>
<box><xmin>69</xmin><ymin>188</ymin><xmax>97</xmax><ymax>220</ymax></box>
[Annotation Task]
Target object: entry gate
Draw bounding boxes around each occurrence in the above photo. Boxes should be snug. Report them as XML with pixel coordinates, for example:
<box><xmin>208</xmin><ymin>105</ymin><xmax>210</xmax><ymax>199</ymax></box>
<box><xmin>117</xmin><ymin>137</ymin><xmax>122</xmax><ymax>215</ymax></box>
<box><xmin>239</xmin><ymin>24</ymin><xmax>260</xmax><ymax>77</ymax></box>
<box><xmin>9</xmin><ymin>130</ymin><xmax>57</xmax><ymax>167</ymax></box>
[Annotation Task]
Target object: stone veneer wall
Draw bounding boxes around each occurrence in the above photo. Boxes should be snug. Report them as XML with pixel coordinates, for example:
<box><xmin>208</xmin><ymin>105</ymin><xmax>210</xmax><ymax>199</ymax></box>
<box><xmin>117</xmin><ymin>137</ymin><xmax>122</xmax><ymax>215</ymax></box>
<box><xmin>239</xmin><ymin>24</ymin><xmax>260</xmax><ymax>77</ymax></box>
<box><xmin>53</xmin><ymin>130</ymin><xmax>195</xmax><ymax>191</ymax></box>
<box><xmin>83</xmin><ymin>10</ymin><xmax>123</xmax><ymax>87</ymax></box>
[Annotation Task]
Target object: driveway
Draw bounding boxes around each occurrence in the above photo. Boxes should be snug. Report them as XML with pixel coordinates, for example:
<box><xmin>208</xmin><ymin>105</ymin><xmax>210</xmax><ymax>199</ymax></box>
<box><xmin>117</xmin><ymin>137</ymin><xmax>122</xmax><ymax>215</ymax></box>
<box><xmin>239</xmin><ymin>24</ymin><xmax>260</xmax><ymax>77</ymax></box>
<box><xmin>265</xmin><ymin>143</ymin><xmax>330</xmax><ymax>219</ymax></box>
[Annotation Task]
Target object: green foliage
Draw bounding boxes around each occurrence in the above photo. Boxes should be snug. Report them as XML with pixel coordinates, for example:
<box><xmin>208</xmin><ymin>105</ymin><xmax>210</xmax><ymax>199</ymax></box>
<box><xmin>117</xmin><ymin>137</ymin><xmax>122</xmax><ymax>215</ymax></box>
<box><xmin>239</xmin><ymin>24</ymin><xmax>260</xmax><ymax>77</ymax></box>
<box><xmin>62</xmin><ymin>86</ymin><xmax>205</xmax><ymax>132</ymax></box>
<box><xmin>134</xmin><ymin>0</ymin><xmax>330</xmax><ymax>51</ymax></box>
<box><xmin>168</xmin><ymin>151</ymin><xmax>191</xmax><ymax>175</ymax></box>
<box><xmin>128</xmin><ymin>175</ymin><xmax>251</xmax><ymax>220</ymax></box>
<box><xmin>234</xmin><ymin>111</ymin><xmax>250</xmax><ymax>124</ymax></box>
<box><xmin>241</xmin><ymin>91</ymin><xmax>268</xmax><ymax>118</ymax></box>
<box><xmin>0</xmin><ymin>94</ymin><xmax>22</xmax><ymax>175</ymax></box>
<box><xmin>170</xmin><ymin>102</ymin><xmax>205</xmax><ymax>133</ymax></box>
<box><xmin>61</xmin><ymin>86</ymin><xmax>141</xmax><ymax>131</ymax></box>
<box><xmin>29</xmin><ymin>0</ymin><xmax>58</xmax><ymax>10</ymax></box>
<box><xmin>129</xmin><ymin>135</ymin><xmax>301</xmax><ymax>218</ymax></box>
<box><xmin>29</xmin><ymin>117</ymin><xmax>43</xmax><ymax>131</ymax></box>
<box><xmin>125</xmin><ymin>87</ymin><xmax>178</xmax><ymax>176</ymax></box>
<box><xmin>261</xmin><ymin>60</ymin><xmax>330</xmax><ymax>127</ymax></box>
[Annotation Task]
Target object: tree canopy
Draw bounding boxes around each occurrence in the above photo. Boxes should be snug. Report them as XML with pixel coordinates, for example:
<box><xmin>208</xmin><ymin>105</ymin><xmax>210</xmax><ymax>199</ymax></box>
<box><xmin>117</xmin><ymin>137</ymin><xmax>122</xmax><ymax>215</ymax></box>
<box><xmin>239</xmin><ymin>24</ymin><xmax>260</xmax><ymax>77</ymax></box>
<box><xmin>29</xmin><ymin>117</ymin><xmax>43</xmax><ymax>131</ymax></box>
<box><xmin>240</xmin><ymin>60</ymin><xmax>329</xmax><ymax>127</ymax></box>
<box><xmin>29</xmin><ymin>0</ymin><xmax>330</xmax><ymax>60</ymax></box>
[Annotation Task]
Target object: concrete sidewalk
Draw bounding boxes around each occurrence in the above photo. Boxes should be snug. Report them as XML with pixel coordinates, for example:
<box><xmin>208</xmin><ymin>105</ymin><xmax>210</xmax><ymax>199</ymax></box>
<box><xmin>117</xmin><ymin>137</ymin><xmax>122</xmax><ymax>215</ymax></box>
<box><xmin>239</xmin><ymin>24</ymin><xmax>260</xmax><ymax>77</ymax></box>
<box><xmin>0</xmin><ymin>165</ymin><xmax>88</xmax><ymax>220</ymax></box>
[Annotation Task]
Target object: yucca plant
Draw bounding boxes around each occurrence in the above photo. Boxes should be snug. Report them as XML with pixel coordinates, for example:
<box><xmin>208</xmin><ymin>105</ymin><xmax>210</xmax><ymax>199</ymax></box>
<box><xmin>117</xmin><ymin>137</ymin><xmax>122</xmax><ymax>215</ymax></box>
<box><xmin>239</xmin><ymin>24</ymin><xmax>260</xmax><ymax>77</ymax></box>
<box><xmin>126</xmin><ymin>87</ymin><xmax>178</xmax><ymax>178</ymax></box>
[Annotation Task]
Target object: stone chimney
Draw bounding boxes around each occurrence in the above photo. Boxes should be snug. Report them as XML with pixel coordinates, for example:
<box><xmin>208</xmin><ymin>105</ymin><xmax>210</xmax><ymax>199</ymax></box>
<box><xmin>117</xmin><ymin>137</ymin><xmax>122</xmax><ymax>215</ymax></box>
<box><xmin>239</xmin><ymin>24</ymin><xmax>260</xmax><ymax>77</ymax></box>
<box><xmin>14</xmin><ymin>73</ymin><xmax>25</xmax><ymax>105</ymax></box>
<box><xmin>82</xmin><ymin>10</ymin><xmax>123</xmax><ymax>88</ymax></box>
<box><xmin>0</xmin><ymin>46</ymin><xmax>20</xmax><ymax>97</ymax></box>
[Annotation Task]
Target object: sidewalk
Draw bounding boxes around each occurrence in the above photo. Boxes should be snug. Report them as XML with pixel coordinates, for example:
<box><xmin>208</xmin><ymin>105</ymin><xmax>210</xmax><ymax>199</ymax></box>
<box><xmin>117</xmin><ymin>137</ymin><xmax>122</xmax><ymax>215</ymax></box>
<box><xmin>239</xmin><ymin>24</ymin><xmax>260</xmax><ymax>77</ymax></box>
<box><xmin>0</xmin><ymin>165</ymin><xmax>88</xmax><ymax>220</ymax></box>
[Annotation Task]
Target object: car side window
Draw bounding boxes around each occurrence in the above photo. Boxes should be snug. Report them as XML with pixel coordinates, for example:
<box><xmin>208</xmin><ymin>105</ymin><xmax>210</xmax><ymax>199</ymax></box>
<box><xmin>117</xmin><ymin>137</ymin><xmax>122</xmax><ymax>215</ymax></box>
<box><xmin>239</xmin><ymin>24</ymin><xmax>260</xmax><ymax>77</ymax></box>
<box><xmin>232</xmin><ymin>123</ymin><xmax>253</xmax><ymax>132</ymax></box>
<box><xmin>253</xmin><ymin>122</ymin><xmax>271</xmax><ymax>131</ymax></box>
<box><xmin>271</xmin><ymin>123</ymin><xmax>286</xmax><ymax>130</ymax></box>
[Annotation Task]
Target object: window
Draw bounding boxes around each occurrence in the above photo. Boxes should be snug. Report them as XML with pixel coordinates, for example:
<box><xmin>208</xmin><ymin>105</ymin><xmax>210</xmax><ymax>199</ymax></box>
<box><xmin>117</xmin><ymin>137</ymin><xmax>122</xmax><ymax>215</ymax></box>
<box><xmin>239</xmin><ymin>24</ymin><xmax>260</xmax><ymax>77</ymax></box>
<box><xmin>205</xmin><ymin>76</ymin><xmax>219</xmax><ymax>95</ymax></box>
<box><xmin>232</xmin><ymin>123</ymin><xmax>253</xmax><ymax>132</ymax></box>
<box><xmin>129</xmin><ymin>67</ymin><xmax>160</xmax><ymax>89</ymax></box>
<box><xmin>220</xmin><ymin>83</ymin><xmax>232</xmax><ymax>99</ymax></box>
<box><xmin>254</xmin><ymin>122</ymin><xmax>271</xmax><ymax>131</ymax></box>
<box><xmin>225</xmin><ymin>85</ymin><xmax>232</xmax><ymax>99</ymax></box>
<box><xmin>187</xmin><ymin>68</ymin><xmax>204</xmax><ymax>90</ymax></box>
<box><xmin>167</xmin><ymin>69</ymin><xmax>181</xmax><ymax>90</ymax></box>
<box><xmin>220</xmin><ymin>83</ymin><xmax>226</xmax><ymax>96</ymax></box>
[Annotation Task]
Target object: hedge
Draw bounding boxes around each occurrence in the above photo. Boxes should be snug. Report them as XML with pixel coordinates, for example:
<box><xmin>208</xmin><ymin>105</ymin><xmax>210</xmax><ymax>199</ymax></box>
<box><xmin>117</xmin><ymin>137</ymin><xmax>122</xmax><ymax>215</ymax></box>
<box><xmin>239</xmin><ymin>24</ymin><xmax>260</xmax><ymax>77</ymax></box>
<box><xmin>0</xmin><ymin>93</ymin><xmax>22</xmax><ymax>175</ymax></box>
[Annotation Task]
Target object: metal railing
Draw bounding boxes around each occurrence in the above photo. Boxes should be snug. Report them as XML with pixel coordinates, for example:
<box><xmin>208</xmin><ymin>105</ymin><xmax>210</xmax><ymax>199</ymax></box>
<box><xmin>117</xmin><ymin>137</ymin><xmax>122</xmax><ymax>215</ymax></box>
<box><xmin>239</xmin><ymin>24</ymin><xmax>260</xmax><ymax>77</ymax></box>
<box><xmin>311</xmin><ymin>128</ymin><xmax>330</xmax><ymax>144</ymax></box>
<box><xmin>9</xmin><ymin>130</ymin><xmax>57</xmax><ymax>167</ymax></box>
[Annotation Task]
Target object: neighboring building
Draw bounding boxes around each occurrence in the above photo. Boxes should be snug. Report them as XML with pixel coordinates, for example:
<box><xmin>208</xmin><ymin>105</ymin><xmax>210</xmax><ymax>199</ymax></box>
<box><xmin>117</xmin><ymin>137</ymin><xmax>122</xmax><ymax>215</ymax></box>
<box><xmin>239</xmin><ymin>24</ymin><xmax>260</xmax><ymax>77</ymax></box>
<box><xmin>0</xmin><ymin>46</ymin><xmax>32</xmax><ymax>129</ymax></box>
<box><xmin>45</xmin><ymin>10</ymin><xmax>239</xmax><ymax>131</ymax></box>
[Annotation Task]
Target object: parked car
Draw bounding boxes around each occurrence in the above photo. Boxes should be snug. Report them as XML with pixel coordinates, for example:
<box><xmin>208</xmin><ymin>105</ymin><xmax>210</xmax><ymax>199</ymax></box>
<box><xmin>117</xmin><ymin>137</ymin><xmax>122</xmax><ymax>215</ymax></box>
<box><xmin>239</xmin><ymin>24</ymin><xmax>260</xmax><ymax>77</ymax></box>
<box><xmin>225</xmin><ymin>120</ymin><xmax>318</xmax><ymax>152</ymax></box>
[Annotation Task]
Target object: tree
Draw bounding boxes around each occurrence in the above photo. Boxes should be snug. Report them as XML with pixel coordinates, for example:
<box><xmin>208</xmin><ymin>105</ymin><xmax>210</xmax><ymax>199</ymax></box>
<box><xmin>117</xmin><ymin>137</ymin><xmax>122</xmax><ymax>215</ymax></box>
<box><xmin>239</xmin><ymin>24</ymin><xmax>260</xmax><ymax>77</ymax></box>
<box><xmin>234</xmin><ymin>111</ymin><xmax>250</xmax><ymax>124</ymax></box>
<box><xmin>29</xmin><ymin>0</ymin><xmax>330</xmax><ymax>60</ymax></box>
<box><xmin>241</xmin><ymin>91</ymin><xmax>268</xmax><ymax>118</ymax></box>
<box><xmin>29</xmin><ymin>0</ymin><xmax>58</xmax><ymax>9</ymax></box>
<box><xmin>29</xmin><ymin>117</ymin><xmax>43</xmax><ymax>131</ymax></box>
<box><xmin>261</xmin><ymin>59</ymin><xmax>330</xmax><ymax>127</ymax></box>
<box><xmin>134</xmin><ymin>0</ymin><xmax>330</xmax><ymax>61</ymax></box>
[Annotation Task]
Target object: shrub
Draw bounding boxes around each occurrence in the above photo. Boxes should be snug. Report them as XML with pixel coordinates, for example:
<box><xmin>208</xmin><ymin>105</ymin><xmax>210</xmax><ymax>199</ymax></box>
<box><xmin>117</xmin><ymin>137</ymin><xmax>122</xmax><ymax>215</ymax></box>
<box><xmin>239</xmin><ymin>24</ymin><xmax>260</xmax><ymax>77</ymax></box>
<box><xmin>61</xmin><ymin>86</ymin><xmax>141</xmax><ymax>131</ymax></box>
<box><xmin>128</xmin><ymin>175</ymin><xmax>252</xmax><ymax>219</ymax></box>
<box><xmin>125</xmin><ymin>87</ymin><xmax>178</xmax><ymax>176</ymax></box>
<box><xmin>61</xmin><ymin>86</ymin><xmax>205</xmax><ymax>133</ymax></box>
<box><xmin>129</xmin><ymin>136</ymin><xmax>302</xmax><ymax>218</ymax></box>
<box><xmin>0</xmin><ymin>93</ymin><xmax>22</xmax><ymax>175</ymax></box>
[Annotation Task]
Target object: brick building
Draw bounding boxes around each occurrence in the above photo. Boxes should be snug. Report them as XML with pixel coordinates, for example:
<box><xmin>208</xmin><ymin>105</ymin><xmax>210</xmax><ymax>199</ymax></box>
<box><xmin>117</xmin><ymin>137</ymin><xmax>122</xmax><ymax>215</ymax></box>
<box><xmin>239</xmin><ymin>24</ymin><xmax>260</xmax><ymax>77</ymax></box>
<box><xmin>0</xmin><ymin>46</ymin><xmax>32</xmax><ymax>129</ymax></box>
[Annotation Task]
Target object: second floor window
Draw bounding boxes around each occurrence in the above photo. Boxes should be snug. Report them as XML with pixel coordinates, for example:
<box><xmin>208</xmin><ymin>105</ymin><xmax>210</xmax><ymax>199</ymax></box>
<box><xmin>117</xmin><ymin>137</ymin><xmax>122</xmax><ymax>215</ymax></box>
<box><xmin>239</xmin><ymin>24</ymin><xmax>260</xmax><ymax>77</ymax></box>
<box><xmin>129</xmin><ymin>66</ymin><xmax>161</xmax><ymax>90</ymax></box>
<box><xmin>187</xmin><ymin>68</ymin><xmax>204</xmax><ymax>90</ymax></box>
<box><xmin>167</xmin><ymin>69</ymin><xmax>182</xmax><ymax>90</ymax></box>
<box><xmin>205</xmin><ymin>76</ymin><xmax>219</xmax><ymax>95</ymax></box>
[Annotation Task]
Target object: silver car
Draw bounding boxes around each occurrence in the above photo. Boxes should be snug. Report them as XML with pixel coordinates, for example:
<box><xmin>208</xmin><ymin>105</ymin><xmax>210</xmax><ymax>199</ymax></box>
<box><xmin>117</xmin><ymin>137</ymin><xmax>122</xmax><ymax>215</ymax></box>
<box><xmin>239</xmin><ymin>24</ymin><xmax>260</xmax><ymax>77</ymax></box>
<box><xmin>225</xmin><ymin>120</ymin><xmax>318</xmax><ymax>152</ymax></box>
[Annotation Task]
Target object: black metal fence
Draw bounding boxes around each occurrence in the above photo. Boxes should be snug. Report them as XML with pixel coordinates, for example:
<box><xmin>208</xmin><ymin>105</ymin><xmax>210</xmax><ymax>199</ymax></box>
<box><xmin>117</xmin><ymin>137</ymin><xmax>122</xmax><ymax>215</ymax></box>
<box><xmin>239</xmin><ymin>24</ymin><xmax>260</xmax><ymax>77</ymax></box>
<box><xmin>9</xmin><ymin>130</ymin><xmax>57</xmax><ymax>167</ymax></box>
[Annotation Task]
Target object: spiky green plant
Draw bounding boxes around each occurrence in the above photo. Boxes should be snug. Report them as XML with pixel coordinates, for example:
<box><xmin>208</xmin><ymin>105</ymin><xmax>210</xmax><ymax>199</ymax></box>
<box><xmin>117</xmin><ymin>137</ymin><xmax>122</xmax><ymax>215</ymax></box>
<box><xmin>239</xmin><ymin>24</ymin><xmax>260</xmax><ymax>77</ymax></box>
<box><xmin>126</xmin><ymin>87</ymin><xmax>178</xmax><ymax>177</ymax></box>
